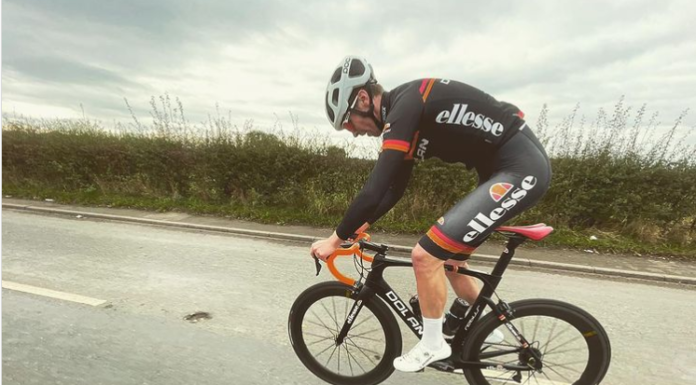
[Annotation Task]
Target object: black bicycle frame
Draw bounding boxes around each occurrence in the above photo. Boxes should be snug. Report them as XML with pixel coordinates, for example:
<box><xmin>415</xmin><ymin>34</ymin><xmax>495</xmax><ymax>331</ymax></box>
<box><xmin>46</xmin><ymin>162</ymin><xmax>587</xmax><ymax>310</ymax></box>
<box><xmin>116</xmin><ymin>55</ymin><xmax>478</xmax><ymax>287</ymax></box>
<box><xmin>336</xmin><ymin>235</ymin><xmax>534</xmax><ymax>371</ymax></box>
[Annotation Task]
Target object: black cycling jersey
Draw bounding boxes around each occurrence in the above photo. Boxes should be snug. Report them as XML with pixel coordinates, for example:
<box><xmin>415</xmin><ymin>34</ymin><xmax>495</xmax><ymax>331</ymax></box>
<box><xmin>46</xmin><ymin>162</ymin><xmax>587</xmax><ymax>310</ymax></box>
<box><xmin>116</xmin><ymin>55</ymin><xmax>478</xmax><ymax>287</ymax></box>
<box><xmin>336</xmin><ymin>79</ymin><xmax>530</xmax><ymax>241</ymax></box>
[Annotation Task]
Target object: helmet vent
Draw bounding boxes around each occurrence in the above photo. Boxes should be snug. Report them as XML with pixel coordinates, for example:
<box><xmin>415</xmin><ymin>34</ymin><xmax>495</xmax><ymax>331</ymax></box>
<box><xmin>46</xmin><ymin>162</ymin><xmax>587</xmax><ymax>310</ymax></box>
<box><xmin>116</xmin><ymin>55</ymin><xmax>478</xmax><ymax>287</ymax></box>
<box><xmin>330</xmin><ymin>68</ymin><xmax>342</xmax><ymax>84</ymax></box>
<box><xmin>326</xmin><ymin>104</ymin><xmax>335</xmax><ymax>122</ymax></box>
<box><xmin>349</xmin><ymin>60</ymin><xmax>365</xmax><ymax>78</ymax></box>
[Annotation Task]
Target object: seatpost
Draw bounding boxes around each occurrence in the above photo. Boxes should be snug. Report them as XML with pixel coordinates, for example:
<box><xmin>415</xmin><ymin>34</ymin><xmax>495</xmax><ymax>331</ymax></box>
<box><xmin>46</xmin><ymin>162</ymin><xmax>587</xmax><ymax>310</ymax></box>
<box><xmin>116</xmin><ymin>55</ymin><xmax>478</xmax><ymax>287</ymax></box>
<box><xmin>491</xmin><ymin>236</ymin><xmax>526</xmax><ymax>277</ymax></box>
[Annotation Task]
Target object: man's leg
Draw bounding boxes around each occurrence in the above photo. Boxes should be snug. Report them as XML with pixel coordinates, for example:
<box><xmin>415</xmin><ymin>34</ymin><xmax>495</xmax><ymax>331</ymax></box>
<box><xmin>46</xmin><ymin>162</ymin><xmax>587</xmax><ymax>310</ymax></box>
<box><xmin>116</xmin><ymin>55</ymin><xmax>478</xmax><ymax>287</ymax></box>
<box><xmin>392</xmin><ymin>244</ymin><xmax>451</xmax><ymax>372</ymax></box>
<box><xmin>444</xmin><ymin>258</ymin><xmax>505</xmax><ymax>344</ymax></box>
<box><xmin>412</xmin><ymin>244</ymin><xmax>447</xmax><ymax>319</ymax></box>
<box><xmin>445</xmin><ymin>259</ymin><xmax>479</xmax><ymax>304</ymax></box>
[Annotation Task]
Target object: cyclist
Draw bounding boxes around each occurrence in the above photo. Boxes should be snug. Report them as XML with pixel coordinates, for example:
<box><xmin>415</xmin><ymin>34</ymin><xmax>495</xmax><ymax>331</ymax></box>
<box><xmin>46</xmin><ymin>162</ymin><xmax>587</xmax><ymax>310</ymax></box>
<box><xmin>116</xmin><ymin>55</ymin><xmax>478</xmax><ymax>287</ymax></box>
<box><xmin>310</xmin><ymin>56</ymin><xmax>552</xmax><ymax>372</ymax></box>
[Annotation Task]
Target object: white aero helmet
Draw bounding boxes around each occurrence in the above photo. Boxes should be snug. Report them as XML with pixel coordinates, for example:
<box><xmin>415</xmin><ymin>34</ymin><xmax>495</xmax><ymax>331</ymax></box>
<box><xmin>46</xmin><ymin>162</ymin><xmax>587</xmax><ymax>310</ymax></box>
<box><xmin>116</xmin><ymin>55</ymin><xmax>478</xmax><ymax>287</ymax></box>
<box><xmin>325</xmin><ymin>56</ymin><xmax>377</xmax><ymax>131</ymax></box>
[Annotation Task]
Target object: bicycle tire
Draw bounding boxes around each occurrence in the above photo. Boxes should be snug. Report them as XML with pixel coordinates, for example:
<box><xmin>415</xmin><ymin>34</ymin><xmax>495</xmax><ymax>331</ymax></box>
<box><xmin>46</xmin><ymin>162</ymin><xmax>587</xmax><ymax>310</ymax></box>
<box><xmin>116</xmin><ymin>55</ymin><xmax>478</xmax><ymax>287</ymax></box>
<box><xmin>288</xmin><ymin>281</ymin><xmax>402</xmax><ymax>385</ymax></box>
<box><xmin>462</xmin><ymin>298</ymin><xmax>611</xmax><ymax>385</ymax></box>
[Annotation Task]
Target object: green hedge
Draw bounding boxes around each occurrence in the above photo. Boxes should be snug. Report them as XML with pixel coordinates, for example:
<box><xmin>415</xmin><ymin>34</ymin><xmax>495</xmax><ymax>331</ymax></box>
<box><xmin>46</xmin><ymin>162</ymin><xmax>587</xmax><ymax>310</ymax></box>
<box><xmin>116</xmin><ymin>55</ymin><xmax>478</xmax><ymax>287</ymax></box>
<box><xmin>2</xmin><ymin>122</ymin><xmax>694</xmax><ymax>251</ymax></box>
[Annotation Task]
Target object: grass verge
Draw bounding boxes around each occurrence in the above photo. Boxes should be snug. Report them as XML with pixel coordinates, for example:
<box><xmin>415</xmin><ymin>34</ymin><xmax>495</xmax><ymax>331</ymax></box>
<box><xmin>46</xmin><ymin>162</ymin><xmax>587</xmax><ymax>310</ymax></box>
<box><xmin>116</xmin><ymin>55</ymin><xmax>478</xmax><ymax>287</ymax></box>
<box><xmin>4</xmin><ymin>185</ymin><xmax>693</xmax><ymax>259</ymax></box>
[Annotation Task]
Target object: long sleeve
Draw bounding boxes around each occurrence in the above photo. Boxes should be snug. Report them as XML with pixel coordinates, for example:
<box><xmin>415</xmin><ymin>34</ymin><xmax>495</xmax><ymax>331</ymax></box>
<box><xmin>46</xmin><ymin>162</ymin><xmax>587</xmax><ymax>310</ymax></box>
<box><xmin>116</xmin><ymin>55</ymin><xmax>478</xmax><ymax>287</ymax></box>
<box><xmin>335</xmin><ymin>151</ymin><xmax>409</xmax><ymax>239</ymax></box>
<box><xmin>367</xmin><ymin>160</ymin><xmax>414</xmax><ymax>224</ymax></box>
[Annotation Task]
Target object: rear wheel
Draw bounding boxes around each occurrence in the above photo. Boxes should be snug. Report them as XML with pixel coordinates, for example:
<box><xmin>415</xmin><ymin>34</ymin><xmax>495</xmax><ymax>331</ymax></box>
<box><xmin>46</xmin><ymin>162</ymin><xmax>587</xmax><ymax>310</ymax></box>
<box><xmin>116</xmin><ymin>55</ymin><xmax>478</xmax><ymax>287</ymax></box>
<box><xmin>462</xmin><ymin>299</ymin><xmax>611</xmax><ymax>385</ymax></box>
<box><xmin>288</xmin><ymin>281</ymin><xmax>402</xmax><ymax>385</ymax></box>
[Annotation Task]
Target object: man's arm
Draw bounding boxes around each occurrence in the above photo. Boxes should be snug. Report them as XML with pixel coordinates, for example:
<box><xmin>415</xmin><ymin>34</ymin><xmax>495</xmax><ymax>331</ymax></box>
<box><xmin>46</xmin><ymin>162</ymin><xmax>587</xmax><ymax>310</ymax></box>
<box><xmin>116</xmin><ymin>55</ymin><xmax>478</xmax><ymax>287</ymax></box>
<box><xmin>335</xmin><ymin>151</ymin><xmax>409</xmax><ymax>240</ymax></box>
<box><xmin>366</xmin><ymin>159</ymin><xmax>414</xmax><ymax>225</ymax></box>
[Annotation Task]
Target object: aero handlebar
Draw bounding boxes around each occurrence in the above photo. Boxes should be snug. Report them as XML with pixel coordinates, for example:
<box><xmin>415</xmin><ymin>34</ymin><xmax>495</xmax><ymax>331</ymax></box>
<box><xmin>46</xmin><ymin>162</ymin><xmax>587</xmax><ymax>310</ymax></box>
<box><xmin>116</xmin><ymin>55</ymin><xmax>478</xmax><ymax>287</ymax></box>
<box><xmin>312</xmin><ymin>233</ymin><xmax>375</xmax><ymax>286</ymax></box>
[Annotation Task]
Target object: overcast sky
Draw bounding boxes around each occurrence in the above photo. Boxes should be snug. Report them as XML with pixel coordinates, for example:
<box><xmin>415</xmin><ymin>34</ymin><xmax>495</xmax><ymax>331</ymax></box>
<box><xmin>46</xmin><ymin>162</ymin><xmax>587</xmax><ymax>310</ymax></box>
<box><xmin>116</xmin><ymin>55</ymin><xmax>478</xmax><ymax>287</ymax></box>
<box><xmin>2</xmin><ymin>0</ymin><xmax>695</xmax><ymax>147</ymax></box>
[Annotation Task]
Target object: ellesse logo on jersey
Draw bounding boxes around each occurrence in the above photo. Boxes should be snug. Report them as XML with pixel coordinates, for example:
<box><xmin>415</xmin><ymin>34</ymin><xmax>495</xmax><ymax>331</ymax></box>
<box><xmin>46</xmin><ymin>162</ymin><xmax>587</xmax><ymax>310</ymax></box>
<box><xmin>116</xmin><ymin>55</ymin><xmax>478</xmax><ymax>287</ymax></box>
<box><xmin>435</xmin><ymin>104</ymin><xmax>505</xmax><ymax>136</ymax></box>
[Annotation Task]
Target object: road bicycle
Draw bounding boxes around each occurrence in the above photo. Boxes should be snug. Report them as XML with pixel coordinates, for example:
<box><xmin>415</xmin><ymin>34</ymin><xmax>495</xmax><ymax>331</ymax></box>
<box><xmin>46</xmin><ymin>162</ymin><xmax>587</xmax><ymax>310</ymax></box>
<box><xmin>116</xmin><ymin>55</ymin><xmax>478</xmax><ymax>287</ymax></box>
<box><xmin>288</xmin><ymin>224</ymin><xmax>611</xmax><ymax>385</ymax></box>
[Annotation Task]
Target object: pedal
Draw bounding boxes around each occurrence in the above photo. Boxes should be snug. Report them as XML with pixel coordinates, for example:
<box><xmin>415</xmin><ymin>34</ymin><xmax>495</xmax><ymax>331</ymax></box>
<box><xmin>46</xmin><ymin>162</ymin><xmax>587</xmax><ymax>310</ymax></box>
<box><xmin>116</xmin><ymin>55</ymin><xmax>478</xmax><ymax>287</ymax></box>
<box><xmin>428</xmin><ymin>358</ymin><xmax>456</xmax><ymax>373</ymax></box>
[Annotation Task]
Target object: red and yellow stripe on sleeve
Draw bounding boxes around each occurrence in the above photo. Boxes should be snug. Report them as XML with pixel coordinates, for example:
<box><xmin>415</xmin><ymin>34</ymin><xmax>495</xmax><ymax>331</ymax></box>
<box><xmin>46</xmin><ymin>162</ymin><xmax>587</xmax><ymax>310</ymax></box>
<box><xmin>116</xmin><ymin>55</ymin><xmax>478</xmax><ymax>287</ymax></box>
<box><xmin>382</xmin><ymin>139</ymin><xmax>410</xmax><ymax>153</ymax></box>
<box><xmin>419</xmin><ymin>78</ymin><xmax>436</xmax><ymax>103</ymax></box>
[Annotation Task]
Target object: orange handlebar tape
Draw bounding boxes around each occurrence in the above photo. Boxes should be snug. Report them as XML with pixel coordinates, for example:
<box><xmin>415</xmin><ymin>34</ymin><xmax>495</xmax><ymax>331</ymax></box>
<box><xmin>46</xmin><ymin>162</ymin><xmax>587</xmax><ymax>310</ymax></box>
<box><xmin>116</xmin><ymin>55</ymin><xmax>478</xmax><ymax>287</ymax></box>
<box><xmin>326</xmin><ymin>233</ymin><xmax>374</xmax><ymax>286</ymax></box>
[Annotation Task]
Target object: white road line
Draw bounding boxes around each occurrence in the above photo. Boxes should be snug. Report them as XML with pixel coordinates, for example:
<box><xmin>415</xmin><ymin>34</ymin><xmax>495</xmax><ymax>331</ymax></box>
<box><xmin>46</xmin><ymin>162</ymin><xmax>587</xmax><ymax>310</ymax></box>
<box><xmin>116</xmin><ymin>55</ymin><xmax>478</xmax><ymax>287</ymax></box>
<box><xmin>2</xmin><ymin>280</ymin><xmax>108</xmax><ymax>307</ymax></box>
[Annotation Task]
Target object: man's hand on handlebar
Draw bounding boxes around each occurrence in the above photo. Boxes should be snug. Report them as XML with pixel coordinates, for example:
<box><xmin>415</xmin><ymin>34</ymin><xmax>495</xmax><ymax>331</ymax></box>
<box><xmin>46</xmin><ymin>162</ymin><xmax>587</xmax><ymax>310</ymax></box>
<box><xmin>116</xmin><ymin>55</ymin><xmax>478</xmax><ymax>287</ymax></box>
<box><xmin>310</xmin><ymin>231</ymin><xmax>344</xmax><ymax>262</ymax></box>
<box><xmin>310</xmin><ymin>223</ymin><xmax>370</xmax><ymax>262</ymax></box>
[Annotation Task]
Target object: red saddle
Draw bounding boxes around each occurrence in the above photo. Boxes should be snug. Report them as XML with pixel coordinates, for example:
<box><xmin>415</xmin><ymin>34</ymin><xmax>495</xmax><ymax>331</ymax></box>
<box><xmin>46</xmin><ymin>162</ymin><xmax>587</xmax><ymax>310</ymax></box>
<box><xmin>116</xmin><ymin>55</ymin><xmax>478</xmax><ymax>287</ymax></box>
<box><xmin>495</xmin><ymin>223</ymin><xmax>554</xmax><ymax>241</ymax></box>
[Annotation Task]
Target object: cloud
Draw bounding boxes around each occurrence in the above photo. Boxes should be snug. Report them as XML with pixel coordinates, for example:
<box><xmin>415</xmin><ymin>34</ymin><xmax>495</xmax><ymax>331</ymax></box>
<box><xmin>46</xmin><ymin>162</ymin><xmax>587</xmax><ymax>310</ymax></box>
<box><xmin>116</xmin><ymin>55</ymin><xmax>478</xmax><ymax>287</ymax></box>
<box><xmin>2</xmin><ymin>0</ymin><xmax>695</xmax><ymax>146</ymax></box>
<box><xmin>4</xmin><ymin>55</ymin><xmax>144</xmax><ymax>89</ymax></box>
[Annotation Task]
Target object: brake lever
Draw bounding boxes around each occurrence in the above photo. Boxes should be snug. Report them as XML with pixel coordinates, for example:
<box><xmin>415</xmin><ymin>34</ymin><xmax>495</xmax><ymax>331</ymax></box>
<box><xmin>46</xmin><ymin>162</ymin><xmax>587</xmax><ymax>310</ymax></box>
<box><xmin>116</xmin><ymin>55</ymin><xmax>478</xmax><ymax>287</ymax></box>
<box><xmin>312</xmin><ymin>255</ymin><xmax>322</xmax><ymax>276</ymax></box>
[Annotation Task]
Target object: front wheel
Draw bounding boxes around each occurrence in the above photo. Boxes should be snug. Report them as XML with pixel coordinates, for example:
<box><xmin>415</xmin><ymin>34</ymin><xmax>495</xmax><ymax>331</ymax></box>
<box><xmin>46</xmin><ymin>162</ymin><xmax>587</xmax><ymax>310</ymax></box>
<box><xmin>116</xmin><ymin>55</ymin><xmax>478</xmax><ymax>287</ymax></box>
<box><xmin>288</xmin><ymin>281</ymin><xmax>402</xmax><ymax>385</ymax></box>
<box><xmin>462</xmin><ymin>299</ymin><xmax>611</xmax><ymax>385</ymax></box>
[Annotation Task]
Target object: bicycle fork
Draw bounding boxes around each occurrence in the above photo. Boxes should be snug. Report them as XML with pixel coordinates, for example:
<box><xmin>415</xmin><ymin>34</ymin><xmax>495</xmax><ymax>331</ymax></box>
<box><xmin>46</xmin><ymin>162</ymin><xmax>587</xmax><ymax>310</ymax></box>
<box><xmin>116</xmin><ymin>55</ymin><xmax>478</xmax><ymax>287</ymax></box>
<box><xmin>335</xmin><ymin>283</ymin><xmax>372</xmax><ymax>345</ymax></box>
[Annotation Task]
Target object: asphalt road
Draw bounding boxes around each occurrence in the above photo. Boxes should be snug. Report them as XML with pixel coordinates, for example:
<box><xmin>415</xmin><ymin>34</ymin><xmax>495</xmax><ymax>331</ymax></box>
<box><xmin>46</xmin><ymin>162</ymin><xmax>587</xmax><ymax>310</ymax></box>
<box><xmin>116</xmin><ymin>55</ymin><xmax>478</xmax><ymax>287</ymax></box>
<box><xmin>2</xmin><ymin>210</ymin><xmax>695</xmax><ymax>384</ymax></box>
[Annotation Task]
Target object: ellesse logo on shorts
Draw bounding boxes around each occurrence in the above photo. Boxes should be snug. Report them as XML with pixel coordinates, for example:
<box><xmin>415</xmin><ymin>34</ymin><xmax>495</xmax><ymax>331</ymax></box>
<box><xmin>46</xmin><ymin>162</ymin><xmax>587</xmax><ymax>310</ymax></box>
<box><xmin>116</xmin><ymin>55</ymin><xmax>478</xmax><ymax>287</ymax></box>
<box><xmin>464</xmin><ymin>176</ymin><xmax>538</xmax><ymax>243</ymax></box>
<box><xmin>489</xmin><ymin>183</ymin><xmax>513</xmax><ymax>202</ymax></box>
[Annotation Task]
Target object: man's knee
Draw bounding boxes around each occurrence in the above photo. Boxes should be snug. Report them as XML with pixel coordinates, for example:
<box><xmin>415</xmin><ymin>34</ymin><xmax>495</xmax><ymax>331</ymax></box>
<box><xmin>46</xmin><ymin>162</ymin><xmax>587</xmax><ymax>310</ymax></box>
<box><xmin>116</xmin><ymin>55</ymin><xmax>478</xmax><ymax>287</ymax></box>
<box><xmin>411</xmin><ymin>244</ymin><xmax>443</xmax><ymax>273</ymax></box>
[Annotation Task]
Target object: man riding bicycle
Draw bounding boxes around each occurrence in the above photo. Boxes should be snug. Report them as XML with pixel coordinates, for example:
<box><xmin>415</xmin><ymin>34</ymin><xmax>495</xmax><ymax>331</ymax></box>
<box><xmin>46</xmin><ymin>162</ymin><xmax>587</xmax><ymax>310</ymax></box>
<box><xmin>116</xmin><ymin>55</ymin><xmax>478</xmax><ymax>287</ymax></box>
<box><xmin>311</xmin><ymin>56</ymin><xmax>552</xmax><ymax>372</ymax></box>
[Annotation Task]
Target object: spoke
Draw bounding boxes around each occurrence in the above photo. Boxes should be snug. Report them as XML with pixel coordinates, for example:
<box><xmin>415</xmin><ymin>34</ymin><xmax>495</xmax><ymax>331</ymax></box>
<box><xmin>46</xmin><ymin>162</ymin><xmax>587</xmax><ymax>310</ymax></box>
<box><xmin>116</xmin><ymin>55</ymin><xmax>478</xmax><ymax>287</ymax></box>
<box><xmin>320</xmin><ymin>302</ymin><xmax>339</xmax><ymax>332</ymax></box>
<box><xmin>345</xmin><ymin>339</ymin><xmax>374</xmax><ymax>370</ymax></box>
<box><xmin>543</xmin><ymin>364</ymin><xmax>574</xmax><ymax>383</ymax></box>
<box><xmin>544</xmin><ymin>347</ymin><xmax>586</xmax><ymax>356</ymax></box>
<box><xmin>346</xmin><ymin>336</ymin><xmax>383</xmax><ymax>356</ymax></box>
<box><xmin>342</xmin><ymin>343</ymin><xmax>353</xmax><ymax>375</ymax></box>
<box><xmin>542</xmin><ymin>318</ymin><xmax>559</xmax><ymax>356</ymax></box>
<box><xmin>543</xmin><ymin>359</ymin><xmax>586</xmax><ymax>373</ymax></box>
<box><xmin>531</xmin><ymin>372</ymin><xmax>542</xmax><ymax>385</ymax></box>
<box><xmin>331</xmin><ymin>297</ymin><xmax>340</xmax><ymax>331</ymax></box>
<box><xmin>487</xmin><ymin>337</ymin><xmax>519</xmax><ymax>349</ymax></box>
<box><xmin>309</xmin><ymin>310</ymin><xmax>336</xmax><ymax>333</ymax></box>
<box><xmin>543</xmin><ymin>335</ymin><xmax>583</xmax><ymax>356</ymax></box>
<box><xmin>305</xmin><ymin>334</ymin><xmax>335</xmax><ymax>346</ymax></box>
<box><xmin>348</xmin><ymin>327</ymin><xmax>384</xmax><ymax>340</ymax></box>
<box><xmin>536</xmin><ymin>370</ymin><xmax>561</xmax><ymax>385</ymax></box>
<box><xmin>313</xmin><ymin>342</ymin><xmax>337</xmax><ymax>359</ymax></box>
<box><xmin>337</xmin><ymin>340</ymin><xmax>341</xmax><ymax>373</ymax></box>
<box><xmin>502</xmin><ymin>358</ymin><xmax>521</xmax><ymax>365</ymax></box>
<box><xmin>304</xmin><ymin>319</ymin><xmax>335</xmax><ymax>331</ymax></box>
<box><xmin>343</xmin><ymin>342</ymin><xmax>366</xmax><ymax>375</ymax></box>
<box><xmin>541</xmin><ymin>323</ymin><xmax>573</xmax><ymax>352</ymax></box>
<box><xmin>325</xmin><ymin>344</ymin><xmax>340</xmax><ymax>367</ymax></box>
<box><xmin>532</xmin><ymin>317</ymin><xmax>540</xmax><ymax>345</ymax></box>
<box><xmin>303</xmin><ymin>331</ymin><xmax>333</xmax><ymax>339</ymax></box>
<box><xmin>349</xmin><ymin>312</ymin><xmax>375</xmax><ymax>331</ymax></box>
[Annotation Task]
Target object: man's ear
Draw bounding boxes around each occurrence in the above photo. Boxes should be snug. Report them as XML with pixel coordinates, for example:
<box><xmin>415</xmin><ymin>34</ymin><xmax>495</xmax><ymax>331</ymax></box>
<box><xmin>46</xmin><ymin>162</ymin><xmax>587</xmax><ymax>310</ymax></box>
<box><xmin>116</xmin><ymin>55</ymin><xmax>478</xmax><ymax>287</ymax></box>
<box><xmin>358</xmin><ymin>89</ymin><xmax>371</xmax><ymax>109</ymax></box>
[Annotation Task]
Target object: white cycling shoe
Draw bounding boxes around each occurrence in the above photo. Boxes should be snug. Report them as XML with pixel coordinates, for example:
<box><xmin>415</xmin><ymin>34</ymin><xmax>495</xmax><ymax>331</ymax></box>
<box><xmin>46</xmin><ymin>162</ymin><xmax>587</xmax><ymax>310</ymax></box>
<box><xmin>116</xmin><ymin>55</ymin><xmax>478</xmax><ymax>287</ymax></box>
<box><xmin>393</xmin><ymin>341</ymin><xmax>451</xmax><ymax>372</ymax></box>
